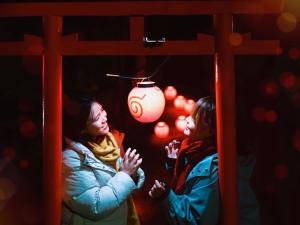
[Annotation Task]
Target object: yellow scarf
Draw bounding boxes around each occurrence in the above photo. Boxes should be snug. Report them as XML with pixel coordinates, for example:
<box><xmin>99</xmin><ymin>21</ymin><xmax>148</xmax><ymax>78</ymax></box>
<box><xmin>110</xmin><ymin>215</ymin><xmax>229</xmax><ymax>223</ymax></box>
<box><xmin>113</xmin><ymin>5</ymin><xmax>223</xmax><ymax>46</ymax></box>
<box><xmin>87</xmin><ymin>132</ymin><xmax>120</xmax><ymax>169</ymax></box>
<box><xmin>87</xmin><ymin>132</ymin><xmax>140</xmax><ymax>225</ymax></box>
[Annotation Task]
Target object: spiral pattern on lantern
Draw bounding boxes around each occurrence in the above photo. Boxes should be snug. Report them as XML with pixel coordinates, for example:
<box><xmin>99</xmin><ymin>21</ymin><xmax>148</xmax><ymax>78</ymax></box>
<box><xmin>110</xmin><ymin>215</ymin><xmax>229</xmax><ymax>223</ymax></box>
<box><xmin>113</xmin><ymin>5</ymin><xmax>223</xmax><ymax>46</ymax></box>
<box><xmin>128</xmin><ymin>94</ymin><xmax>146</xmax><ymax>118</ymax></box>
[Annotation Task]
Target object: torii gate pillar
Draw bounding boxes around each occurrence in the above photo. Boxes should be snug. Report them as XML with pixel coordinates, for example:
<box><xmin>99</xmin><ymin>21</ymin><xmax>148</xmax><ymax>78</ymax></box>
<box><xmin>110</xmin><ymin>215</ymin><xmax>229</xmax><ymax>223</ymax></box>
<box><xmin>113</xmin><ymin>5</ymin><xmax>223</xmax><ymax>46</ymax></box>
<box><xmin>42</xmin><ymin>16</ymin><xmax>62</xmax><ymax>225</ymax></box>
<box><xmin>214</xmin><ymin>13</ymin><xmax>238</xmax><ymax>225</ymax></box>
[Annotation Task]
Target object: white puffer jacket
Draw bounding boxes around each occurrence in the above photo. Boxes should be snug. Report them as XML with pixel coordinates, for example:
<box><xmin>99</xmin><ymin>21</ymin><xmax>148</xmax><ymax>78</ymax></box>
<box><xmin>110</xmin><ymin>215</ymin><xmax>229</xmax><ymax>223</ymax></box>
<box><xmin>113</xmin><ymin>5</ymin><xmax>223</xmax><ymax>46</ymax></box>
<box><xmin>62</xmin><ymin>139</ymin><xmax>145</xmax><ymax>225</ymax></box>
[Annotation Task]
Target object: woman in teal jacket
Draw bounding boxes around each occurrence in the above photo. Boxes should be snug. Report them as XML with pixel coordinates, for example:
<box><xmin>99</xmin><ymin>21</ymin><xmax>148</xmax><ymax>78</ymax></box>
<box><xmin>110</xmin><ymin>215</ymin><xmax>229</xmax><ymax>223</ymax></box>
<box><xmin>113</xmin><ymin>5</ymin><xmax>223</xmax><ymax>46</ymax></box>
<box><xmin>149</xmin><ymin>96</ymin><xmax>259</xmax><ymax>225</ymax></box>
<box><xmin>62</xmin><ymin>94</ymin><xmax>144</xmax><ymax>225</ymax></box>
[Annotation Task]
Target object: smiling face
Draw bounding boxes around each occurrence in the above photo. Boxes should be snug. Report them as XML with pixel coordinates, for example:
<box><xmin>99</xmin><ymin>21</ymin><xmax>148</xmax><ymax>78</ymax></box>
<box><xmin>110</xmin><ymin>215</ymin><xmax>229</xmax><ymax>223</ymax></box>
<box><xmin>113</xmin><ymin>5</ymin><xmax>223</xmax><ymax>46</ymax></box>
<box><xmin>84</xmin><ymin>102</ymin><xmax>109</xmax><ymax>137</ymax></box>
<box><xmin>184</xmin><ymin>116</ymin><xmax>195</xmax><ymax>136</ymax></box>
<box><xmin>184</xmin><ymin>97</ymin><xmax>216</xmax><ymax>142</ymax></box>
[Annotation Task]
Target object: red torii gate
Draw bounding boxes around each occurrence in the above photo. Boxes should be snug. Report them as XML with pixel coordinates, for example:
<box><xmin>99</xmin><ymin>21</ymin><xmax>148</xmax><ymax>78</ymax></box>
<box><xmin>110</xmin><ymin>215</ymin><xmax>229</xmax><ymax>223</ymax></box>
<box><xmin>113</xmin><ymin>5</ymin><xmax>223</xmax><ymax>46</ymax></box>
<box><xmin>0</xmin><ymin>1</ymin><xmax>282</xmax><ymax>225</ymax></box>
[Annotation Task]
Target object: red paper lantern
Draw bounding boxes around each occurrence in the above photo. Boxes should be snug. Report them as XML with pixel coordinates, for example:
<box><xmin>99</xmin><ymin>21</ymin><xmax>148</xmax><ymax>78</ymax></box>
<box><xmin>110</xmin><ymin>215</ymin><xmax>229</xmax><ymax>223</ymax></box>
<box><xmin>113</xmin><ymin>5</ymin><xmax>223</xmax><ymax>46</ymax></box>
<box><xmin>164</xmin><ymin>86</ymin><xmax>177</xmax><ymax>100</ymax></box>
<box><xmin>175</xmin><ymin>115</ymin><xmax>187</xmax><ymax>132</ymax></box>
<box><xmin>184</xmin><ymin>99</ymin><xmax>195</xmax><ymax>113</ymax></box>
<box><xmin>128</xmin><ymin>81</ymin><xmax>165</xmax><ymax>123</ymax></box>
<box><xmin>174</xmin><ymin>95</ymin><xmax>186</xmax><ymax>109</ymax></box>
<box><xmin>154</xmin><ymin>121</ymin><xmax>170</xmax><ymax>138</ymax></box>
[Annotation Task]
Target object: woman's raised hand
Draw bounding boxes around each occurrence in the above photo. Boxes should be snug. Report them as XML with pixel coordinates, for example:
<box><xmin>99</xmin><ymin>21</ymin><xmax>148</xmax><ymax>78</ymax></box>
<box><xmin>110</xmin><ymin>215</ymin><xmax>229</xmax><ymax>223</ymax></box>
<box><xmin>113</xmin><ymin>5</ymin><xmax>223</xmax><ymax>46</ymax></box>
<box><xmin>149</xmin><ymin>180</ymin><xmax>166</xmax><ymax>199</ymax></box>
<box><xmin>165</xmin><ymin>139</ymin><xmax>180</xmax><ymax>159</ymax></box>
<box><xmin>120</xmin><ymin>147</ymin><xmax>142</xmax><ymax>178</ymax></box>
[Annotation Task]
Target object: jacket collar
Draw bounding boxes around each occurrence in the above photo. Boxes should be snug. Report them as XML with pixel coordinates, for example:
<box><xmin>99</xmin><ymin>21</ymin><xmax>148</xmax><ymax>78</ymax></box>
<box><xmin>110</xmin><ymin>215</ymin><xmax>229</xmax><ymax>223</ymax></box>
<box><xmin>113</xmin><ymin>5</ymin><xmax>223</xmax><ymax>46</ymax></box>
<box><xmin>64</xmin><ymin>137</ymin><xmax>117</xmax><ymax>173</ymax></box>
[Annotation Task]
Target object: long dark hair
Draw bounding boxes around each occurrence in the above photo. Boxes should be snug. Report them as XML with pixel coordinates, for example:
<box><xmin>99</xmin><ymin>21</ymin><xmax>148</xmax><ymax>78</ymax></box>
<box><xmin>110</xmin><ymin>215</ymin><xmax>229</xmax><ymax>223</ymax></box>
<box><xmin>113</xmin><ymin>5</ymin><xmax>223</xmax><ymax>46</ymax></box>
<box><xmin>190</xmin><ymin>96</ymin><xmax>216</xmax><ymax>142</ymax></box>
<box><xmin>62</xmin><ymin>94</ymin><xmax>94</xmax><ymax>143</ymax></box>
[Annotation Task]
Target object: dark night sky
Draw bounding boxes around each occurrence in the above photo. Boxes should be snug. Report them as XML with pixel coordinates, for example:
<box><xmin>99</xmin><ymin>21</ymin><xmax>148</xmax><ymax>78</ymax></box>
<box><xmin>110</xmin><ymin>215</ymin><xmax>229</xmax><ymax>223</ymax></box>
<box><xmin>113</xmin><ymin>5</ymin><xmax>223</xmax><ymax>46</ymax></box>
<box><xmin>1</xmin><ymin>1</ymin><xmax>300</xmax><ymax>225</ymax></box>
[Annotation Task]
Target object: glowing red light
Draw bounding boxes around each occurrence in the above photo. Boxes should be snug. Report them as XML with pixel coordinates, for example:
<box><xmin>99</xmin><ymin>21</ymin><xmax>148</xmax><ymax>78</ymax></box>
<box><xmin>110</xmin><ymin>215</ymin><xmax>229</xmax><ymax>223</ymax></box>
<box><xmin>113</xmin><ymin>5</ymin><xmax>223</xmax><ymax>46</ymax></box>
<box><xmin>184</xmin><ymin>99</ymin><xmax>195</xmax><ymax>114</ymax></box>
<box><xmin>288</xmin><ymin>48</ymin><xmax>300</xmax><ymax>60</ymax></box>
<box><xmin>175</xmin><ymin>115</ymin><xmax>187</xmax><ymax>132</ymax></box>
<box><xmin>264</xmin><ymin>110</ymin><xmax>278</xmax><ymax>123</ymax></box>
<box><xmin>19</xmin><ymin>160</ymin><xmax>29</xmax><ymax>169</ymax></box>
<box><xmin>1</xmin><ymin>146</ymin><xmax>16</xmax><ymax>161</ymax></box>
<box><xmin>128</xmin><ymin>81</ymin><xmax>165</xmax><ymax>123</ymax></box>
<box><xmin>279</xmin><ymin>72</ymin><xmax>297</xmax><ymax>89</ymax></box>
<box><xmin>274</xmin><ymin>164</ymin><xmax>289</xmax><ymax>179</ymax></box>
<box><xmin>174</xmin><ymin>95</ymin><xmax>186</xmax><ymax>110</ymax></box>
<box><xmin>264</xmin><ymin>81</ymin><xmax>279</xmax><ymax>96</ymax></box>
<box><xmin>19</xmin><ymin>120</ymin><xmax>38</xmax><ymax>139</ymax></box>
<box><xmin>154</xmin><ymin>121</ymin><xmax>170</xmax><ymax>138</ymax></box>
<box><xmin>292</xmin><ymin>130</ymin><xmax>300</xmax><ymax>152</ymax></box>
<box><xmin>252</xmin><ymin>107</ymin><xmax>266</xmax><ymax>122</ymax></box>
<box><xmin>164</xmin><ymin>86</ymin><xmax>177</xmax><ymax>100</ymax></box>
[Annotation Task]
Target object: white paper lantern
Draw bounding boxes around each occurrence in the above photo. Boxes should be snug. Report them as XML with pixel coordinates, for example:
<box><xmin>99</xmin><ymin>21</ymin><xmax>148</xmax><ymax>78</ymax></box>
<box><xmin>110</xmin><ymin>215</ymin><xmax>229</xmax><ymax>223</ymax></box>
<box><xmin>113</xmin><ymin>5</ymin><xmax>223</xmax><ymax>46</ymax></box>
<box><xmin>184</xmin><ymin>99</ymin><xmax>195</xmax><ymax>113</ymax></box>
<box><xmin>175</xmin><ymin>115</ymin><xmax>187</xmax><ymax>132</ymax></box>
<box><xmin>174</xmin><ymin>95</ymin><xmax>186</xmax><ymax>109</ymax></box>
<box><xmin>164</xmin><ymin>86</ymin><xmax>177</xmax><ymax>100</ymax></box>
<box><xmin>154</xmin><ymin>121</ymin><xmax>169</xmax><ymax>138</ymax></box>
<box><xmin>128</xmin><ymin>81</ymin><xmax>165</xmax><ymax>123</ymax></box>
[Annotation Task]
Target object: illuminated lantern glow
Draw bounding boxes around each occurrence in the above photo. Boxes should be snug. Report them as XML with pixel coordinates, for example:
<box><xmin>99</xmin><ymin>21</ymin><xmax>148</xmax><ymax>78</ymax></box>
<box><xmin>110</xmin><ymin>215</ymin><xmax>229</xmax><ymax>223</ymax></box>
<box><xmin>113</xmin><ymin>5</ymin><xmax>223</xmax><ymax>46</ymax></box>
<box><xmin>276</xmin><ymin>12</ymin><xmax>297</xmax><ymax>33</ymax></box>
<box><xmin>175</xmin><ymin>115</ymin><xmax>187</xmax><ymax>132</ymax></box>
<box><xmin>128</xmin><ymin>81</ymin><xmax>165</xmax><ymax>123</ymax></box>
<box><xmin>289</xmin><ymin>48</ymin><xmax>300</xmax><ymax>60</ymax></box>
<box><xmin>264</xmin><ymin>110</ymin><xmax>278</xmax><ymax>123</ymax></box>
<box><xmin>184</xmin><ymin>99</ymin><xmax>195</xmax><ymax>113</ymax></box>
<box><xmin>174</xmin><ymin>95</ymin><xmax>186</xmax><ymax>109</ymax></box>
<box><xmin>154</xmin><ymin>121</ymin><xmax>170</xmax><ymax>138</ymax></box>
<box><xmin>264</xmin><ymin>81</ymin><xmax>279</xmax><ymax>97</ymax></box>
<box><xmin>279</xmin><ymin>72</ymin><xmax>297</xmax><ymax>89</ymax></box>
<box><xmin>164</xmin><ymin>86</ymin><xmax>177</xmax><ymax>100</ymax></box>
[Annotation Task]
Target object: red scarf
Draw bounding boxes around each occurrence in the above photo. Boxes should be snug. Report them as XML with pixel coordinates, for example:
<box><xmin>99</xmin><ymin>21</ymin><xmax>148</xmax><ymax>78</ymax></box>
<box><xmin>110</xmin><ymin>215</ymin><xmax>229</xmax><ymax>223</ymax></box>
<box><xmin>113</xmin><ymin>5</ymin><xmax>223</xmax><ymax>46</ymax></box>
<box><xmin>171</xmin><ymin>138</ymin><xmax>216</xmax><ymax>194</ymax></box>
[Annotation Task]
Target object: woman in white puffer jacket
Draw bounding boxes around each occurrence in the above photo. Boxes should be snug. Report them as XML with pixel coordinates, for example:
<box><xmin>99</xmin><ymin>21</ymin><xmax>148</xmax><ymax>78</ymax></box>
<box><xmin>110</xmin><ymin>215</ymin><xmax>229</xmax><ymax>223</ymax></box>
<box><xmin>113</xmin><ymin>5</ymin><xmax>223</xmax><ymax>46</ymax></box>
<box><xmin>62</xmin><ymin>94</ymin><xmax>145</xmax><ymax>225</ymax></box>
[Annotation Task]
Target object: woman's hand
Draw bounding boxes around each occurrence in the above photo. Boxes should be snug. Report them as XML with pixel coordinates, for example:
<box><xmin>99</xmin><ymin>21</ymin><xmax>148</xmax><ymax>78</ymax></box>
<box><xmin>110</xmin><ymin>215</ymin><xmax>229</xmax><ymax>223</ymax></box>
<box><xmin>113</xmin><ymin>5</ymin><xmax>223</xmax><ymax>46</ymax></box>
<box><xmin>165</xmin><ymin>139</ymin><xmax>180</xmax><ymax>159</ymax></box>
<box><xmin>120</xmin><ymin>148</ymin><xmax>142</xmax><ymax>178</ymax></box>
<box><xmin>149</xmin><ymin>180</ymin><xmax>166</xmax><ymax>199</ymax></box>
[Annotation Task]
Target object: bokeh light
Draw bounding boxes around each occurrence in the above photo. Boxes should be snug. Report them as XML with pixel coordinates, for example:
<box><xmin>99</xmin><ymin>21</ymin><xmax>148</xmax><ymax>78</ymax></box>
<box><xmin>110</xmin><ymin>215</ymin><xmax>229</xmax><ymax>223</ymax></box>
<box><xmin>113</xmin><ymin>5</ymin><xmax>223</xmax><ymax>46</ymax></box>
<box><xmin>288</xmin><ymin>47</ymin><xmax>300</xmax><ymax>60</ymax></box>
<box><xmin>263</xmin><ymin>80</ymin><xmax>279</xmax><ymax>97</ymax></box>
<box><xmin>279</xmin><ymin>72</ymin><xmax>297</xmax><ymax>90</ymax></box>
<box><xmin>274</xmin><ymin>164</ymin><xmax>289</xmax><ymax>180</ymax></box>
<box><xmin>175</xmin><ymin>115</ymin><xmax>187</xmax><ymax>132</ymax></box>
<box><xmin>228</xmin><ymin>32</ymin><xmax>243</xmax><ymax>46</ymax></box>
<box><xmin>19</xmin><ymin>159</ymin><xmax>30</xmax><ymax>169</ymax></box>
<box><xmin>164</xmin><ymin>86</ymin><xmax>177</xmax><ymax>100</ymax></box>
<box><xmin>174</xmin><ymin>95</ymin><xmax>186</xmax><ymax>110</ymax></box>
<box><xmin>184</xmin><ymin>99</ymin><xmax>195</xmax><ymax>114</ymax></box>
<box><xmin>264</xmin><ymin>110</ymin><xmax>278</xmax><ymax>123</ymax></box>
<box><xmin>154</xmin><ymin>121</ymin><xmax>169</xmax><ymax>139</ymax></box>
<box><xmin>19</xmin><ymin>120</ymin><xmax>38</xmax><ymax>139</ymax></box>
<box><xmin>1</xmin><ymin>146</ymin><xmax>16</xmax><ymax>161</ymax></box>
<box><xmin>276</xmin><ymin>12</ymin><xmax>297</xmax><ymax>33</ymax></box>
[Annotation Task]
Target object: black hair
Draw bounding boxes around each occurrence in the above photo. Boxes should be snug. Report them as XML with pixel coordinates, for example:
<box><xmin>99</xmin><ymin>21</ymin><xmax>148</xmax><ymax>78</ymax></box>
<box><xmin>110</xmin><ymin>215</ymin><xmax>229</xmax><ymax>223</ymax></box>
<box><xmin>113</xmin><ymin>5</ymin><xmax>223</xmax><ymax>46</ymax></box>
<box><xmin>62</xmin><ymin>93</ymin><xmax>94</xmax><ymax>143</ymax></box>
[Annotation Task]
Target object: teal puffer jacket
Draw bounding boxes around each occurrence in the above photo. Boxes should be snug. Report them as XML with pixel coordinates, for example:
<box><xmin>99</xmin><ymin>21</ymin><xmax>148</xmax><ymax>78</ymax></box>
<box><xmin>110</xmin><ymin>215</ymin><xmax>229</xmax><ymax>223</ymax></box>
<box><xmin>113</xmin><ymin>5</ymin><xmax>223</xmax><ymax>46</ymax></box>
<box><xmin>165</xmin><ymin>153</ymin><xmax>260</xmax><ymax>225</ymax></box>
<box><xmin>62</xmin><ymin>139</ymin><xmax>145</xmax><ymax>225</ymax></box>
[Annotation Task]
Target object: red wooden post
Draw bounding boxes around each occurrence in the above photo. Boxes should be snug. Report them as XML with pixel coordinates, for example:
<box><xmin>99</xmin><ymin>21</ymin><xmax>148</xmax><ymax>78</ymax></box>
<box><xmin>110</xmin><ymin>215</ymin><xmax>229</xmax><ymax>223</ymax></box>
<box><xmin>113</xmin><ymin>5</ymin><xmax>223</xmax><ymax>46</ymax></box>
<box><xmin>214</xmin><ymin>13</ymin><xmax>238</xmax><ymax>225</ymax></box>
<box><xmin>42</xmin><ymin>15</ymin><xmax>62</xmax><ymax>225</ymax></box>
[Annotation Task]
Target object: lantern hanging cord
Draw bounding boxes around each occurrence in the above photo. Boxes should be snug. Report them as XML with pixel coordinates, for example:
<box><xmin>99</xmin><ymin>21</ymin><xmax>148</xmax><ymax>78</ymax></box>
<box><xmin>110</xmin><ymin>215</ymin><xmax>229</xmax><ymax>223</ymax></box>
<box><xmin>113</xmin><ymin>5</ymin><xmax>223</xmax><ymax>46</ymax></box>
<box><xmin>106</xmin><ymin>55</ymin><xmax>170</xmax><ymax>81</ymax></box>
